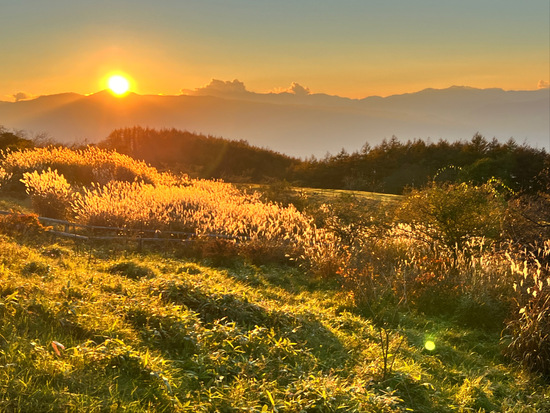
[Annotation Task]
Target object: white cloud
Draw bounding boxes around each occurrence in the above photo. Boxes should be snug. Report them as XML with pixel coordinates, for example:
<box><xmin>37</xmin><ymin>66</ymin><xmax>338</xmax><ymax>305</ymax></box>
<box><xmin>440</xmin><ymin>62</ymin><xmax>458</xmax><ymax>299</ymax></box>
<box><xmin>287</xmin><ymin>82</ymin><xmax>310</xmax><ymax>96</ymax></box>
<box><xmin>537</xmin><ymin>80</ymin><xmax>549</xmax><ymax>89</ymax></box>
<box><xmin>273</xmin><ymin>82</ymin><xmax>311</xmax><ymax>96</ymax></box>
<box><xmin>181</xmin><ymin>79</ymin><xmax>313</xmax><ymax>98</ymax></box>
<box><xmin>181</xmin><ymin>79</ymin><xmax>249</xmax><ymax>96</ymax></box>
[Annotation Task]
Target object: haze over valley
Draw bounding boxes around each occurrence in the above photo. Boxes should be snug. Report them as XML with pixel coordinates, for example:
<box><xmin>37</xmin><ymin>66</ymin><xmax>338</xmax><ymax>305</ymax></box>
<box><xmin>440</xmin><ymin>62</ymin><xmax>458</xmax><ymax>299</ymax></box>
<box><xmin>1</xmin><ymin>82</ymin><xmax>548</xmax><ymax>158</ymax></box>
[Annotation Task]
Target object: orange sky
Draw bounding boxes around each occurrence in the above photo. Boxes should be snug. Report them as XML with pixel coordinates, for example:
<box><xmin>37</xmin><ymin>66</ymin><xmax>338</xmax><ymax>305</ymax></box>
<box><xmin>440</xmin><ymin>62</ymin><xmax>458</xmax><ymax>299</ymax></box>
<box><xmin>2</xmin><ymin>1</ymin><xmax>549</xmax><ymax>101</ymax></box>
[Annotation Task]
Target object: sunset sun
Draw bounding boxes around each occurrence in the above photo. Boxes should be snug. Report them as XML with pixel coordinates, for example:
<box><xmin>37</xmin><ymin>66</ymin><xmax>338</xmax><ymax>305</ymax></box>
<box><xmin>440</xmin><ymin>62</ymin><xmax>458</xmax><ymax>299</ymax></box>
<box><xmin>107</xmin><ymin>75</ymin><xmax>130</xmax><ymax>95</ymax></box>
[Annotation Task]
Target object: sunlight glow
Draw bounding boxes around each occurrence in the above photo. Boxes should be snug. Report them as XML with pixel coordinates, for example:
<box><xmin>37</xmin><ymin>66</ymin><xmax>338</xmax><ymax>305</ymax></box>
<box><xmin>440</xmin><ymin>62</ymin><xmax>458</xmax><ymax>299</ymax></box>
<box><xmin>108</xmin><ymin>75</ymin><xmax>130</xmax><ymax>95</ymax></box>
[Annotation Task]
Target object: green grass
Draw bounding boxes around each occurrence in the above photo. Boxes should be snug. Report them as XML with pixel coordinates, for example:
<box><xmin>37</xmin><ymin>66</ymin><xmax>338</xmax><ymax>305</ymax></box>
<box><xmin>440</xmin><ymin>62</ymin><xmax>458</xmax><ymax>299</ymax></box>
<box><xmin>1</xmin><ymin>231</ymin><xmax>549</xmax><ymax>412</ymax></box>
<box><xmin>0</xmin><ymin>195</ymin><xmax>32</xmax><ymax>213</ymax></box>
<box><xmin>297</xmin><ymin>186</ymin><xmax>402</xmax><ymax>204</ymax></box>
<box><xmin>240</xmin><ymin>183</ymin><xmax>401</xmax><ymax>205</ymax></box>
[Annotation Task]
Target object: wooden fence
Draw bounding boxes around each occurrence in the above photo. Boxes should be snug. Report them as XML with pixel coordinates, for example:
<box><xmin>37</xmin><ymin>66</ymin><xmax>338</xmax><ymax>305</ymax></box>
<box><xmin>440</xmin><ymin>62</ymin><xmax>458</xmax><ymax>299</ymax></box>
<box><xmin>0</xmin><ymin>210</ymin><xmax>245</xmax><ymax>245</ymax></box>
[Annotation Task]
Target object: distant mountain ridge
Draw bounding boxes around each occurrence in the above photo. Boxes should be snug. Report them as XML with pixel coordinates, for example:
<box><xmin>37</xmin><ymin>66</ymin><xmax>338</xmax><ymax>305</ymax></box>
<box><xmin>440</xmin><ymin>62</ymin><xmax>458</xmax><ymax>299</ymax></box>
<box><xmin>1</xmin><ymin>86</ymin><xmax>548</xmax><ymax>157</ymax></box>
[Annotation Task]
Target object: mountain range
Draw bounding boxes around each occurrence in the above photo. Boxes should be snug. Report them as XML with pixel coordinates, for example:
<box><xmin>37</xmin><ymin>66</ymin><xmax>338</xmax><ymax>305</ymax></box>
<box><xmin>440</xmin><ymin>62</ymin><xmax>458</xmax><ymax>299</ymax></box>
<box><xmin>1</xmin><ymin>84</ymin><xmax>548</xmax><ymax>158</ymax></box>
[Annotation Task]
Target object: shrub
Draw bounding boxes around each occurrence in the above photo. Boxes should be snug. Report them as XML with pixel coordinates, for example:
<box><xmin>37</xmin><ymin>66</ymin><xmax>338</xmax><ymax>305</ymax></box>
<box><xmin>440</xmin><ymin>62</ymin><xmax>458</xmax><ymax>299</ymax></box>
<box><xmin>0</xmin><ymin>129</ymin><xmax>34</xmax><ymax>154</ymax></box>
<box><xmin>257</xmin><ymin>179</ymin><xmax>310</xmax><ymax>211</ymax></box>
<box><xmin>504</xmin><ymin>243</ymin><xmax>550</xmax><ymax>377</ymax></box>
<box><xmin>504</xmin><ymin>168</ymin><xmax>550</xmax><ymax>247</ymax></box>
<box><xmin>0</xmin><ymin>146</ymin><xmax>166</xmax><ymax>194</ymax></box>
<box><xmin>21</xmin><ymin>168</ymin><xmax>74</xmax><ymax>219</ymax></box>
<box><xmin>0</xmin><ymin>166</ymin><xmax>11</xmax><ymax>189</ymax></box>
<box><xmin>404</xmin><ymin>253</ymin><xmax>461</xmax><ymax>315</ymax></box>
<box><xmin>298</xmin><ymin>226</ymin><xmax>343</xmax><ymax>278</ymax></box>
<box><xmin>2</xmin><ymin>145</ymin><xmax>329</xmax><ymax>266</ymax></box>
<box><xmin>397</xmin><ymin>181</ymin><xmax>507</xmax><ymax>258</ymax></box>
<box><xmin>0</xmin><ymin>212</ymin><xmax>50</xmax><ymax>236</ymax></box>
<box><xmin>455</xmin><ymin>292</ymin><xmax>507</xmax><ymax>329</ymax></box>
<box><xmin>108</xmin><ymin>261</ymin><xmax>155</xmax><ymax>279</ymax></box>
<box><xmin>22</xmin><ymin>260</ymin><xmax>51</xmax><ymax>276</ymax></box>
<box><xmin>74</xmin><ymin>179</ymin><xmax>320</xmax><ymax>265</ymax></box>
<box><xmin>334</xmin><ymin>218</ymin><xmax>517</xmax><ymax>326</ymax></box>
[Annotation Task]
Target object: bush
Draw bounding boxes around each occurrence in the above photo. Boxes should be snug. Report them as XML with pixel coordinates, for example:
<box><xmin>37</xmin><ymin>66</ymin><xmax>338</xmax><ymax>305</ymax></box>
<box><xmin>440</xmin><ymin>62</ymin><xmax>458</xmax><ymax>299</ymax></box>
<box><xmin>21</xmin><ymin>168</ymin><xmax>74</xmax><ymax>219</ymax></box>
<box><xmin>0</xmin><ymin>146</ymin><xmax>166</xmax><ymax>194</ymax></box>
<box><xmin>455</xmin><ymin>292</ymin><xmax>507</xmax><ymax>329</ymax></box>
<box><xmin>504</xmin><ymin>168</ymin><xmax>550</xmax><ymax>247</ymax></box>
<box><xmin>397</xmin><ymin>181</ymin><xmax>507</xmax><ymax>257</ymax></box>
<box><xmin>108</xmin><ymin>261</ymin><xmax>155</xmax><ymax>279</ymax></box>
<box><xmin>405</xmin><ymin>257</ymin><xmax>461</xmax><ymax>315</ymax></box>
<box><xmin>0</xmin><ymin>212</ymin><xmax>50</xmax><ymax>236</ymax></box>
<box><xmin>2</xmin><ymin>144</ymin><xmax>330</xmax><ymax>266</ymax></box>
<box><xmin>74</xmin><ymin>179</ymin><xmax>319</xmax><ymax>265</ymax></box>
<box><xmin>22</xmin><ymin>260</ymin><xmax>51</xmax><ymax>276</ymax></box>
<box><xmin>257</xmin><ymin>179</ymin><xmax>310</xmax><ymax>211</ymax></box>
<box><xmin>0</xmin><ymin>130</ymin><xmax>34</xmax><ymax>154</ymax></box>
<box><xmin>0</xmin><ymin>167</ymin><xmax>11</xmax><ymax>190</ymax></box>
<box><xmin>504</xmin><ymin>244</ymin><xmax>550</xmax><ymax>377</ymax></box>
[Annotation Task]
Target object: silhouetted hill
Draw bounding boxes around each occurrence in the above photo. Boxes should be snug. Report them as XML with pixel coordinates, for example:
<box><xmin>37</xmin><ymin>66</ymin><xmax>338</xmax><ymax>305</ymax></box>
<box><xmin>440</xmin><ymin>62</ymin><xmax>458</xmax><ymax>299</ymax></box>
<box><xmin>99</xmin><ymin>127</ymin><xmax>299</xmax><ymax>182</ymax></box>
<box><xmin>1</xmin><ymin>86</ymin><xmax>548</xmax><ymax>157</ymax></box>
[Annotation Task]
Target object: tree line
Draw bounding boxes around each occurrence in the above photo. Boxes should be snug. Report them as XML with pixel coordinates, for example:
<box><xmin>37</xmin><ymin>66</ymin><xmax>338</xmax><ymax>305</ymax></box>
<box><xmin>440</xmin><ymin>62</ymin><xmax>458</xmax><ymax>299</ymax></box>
<box><xmin>293</xmin><ymin>134</ymin><xmax>548</xmax><ymax>193</ymax></box>
<box><xmin>100</xmin><ymin>127</ymin><xmax>548</xmax><ymax>194</ymax></box>
<box><xmin>99</xmin><ymin>127</ymin><xmax>298</xmax><ymax>182</ymax></box>
<box><xmin>2</xmin><ymin>126</ymin><xmax>548</xmax><ymax>194</ymax></box>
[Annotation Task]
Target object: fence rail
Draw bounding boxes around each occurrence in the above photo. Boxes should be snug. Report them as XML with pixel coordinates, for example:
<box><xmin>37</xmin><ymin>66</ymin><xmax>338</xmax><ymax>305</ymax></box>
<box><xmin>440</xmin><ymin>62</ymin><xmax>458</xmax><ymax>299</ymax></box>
<box><xmin>0</xmin><ymin>210</ymin><xmax>247</xmax><ymax>244</ymax></box>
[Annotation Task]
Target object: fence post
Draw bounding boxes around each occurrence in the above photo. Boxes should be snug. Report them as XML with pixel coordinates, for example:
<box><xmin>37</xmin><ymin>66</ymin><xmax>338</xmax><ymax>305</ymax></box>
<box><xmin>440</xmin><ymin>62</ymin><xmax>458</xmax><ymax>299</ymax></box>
<box><xmin>138</xmin><ymin>222</ymin><xmax>143</xmax><ymax>252</ymax></box>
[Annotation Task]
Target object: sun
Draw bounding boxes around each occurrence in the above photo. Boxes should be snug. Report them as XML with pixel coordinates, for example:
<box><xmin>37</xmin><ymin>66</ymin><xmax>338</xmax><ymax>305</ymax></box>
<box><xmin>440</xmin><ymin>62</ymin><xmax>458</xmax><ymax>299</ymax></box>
<box><xmin>107</xmin><ymin>75</ymin><xmax>130</xmax><ymax>95</ymax></box>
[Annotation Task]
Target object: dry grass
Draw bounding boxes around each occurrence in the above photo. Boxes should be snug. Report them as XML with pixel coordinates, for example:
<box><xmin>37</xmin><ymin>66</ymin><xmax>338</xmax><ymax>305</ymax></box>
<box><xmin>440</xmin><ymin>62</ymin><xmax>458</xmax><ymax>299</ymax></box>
<box><xmin>1</xmin><ymin>145</ymin><xmax>549</xmax><ymax>412</ymax></box>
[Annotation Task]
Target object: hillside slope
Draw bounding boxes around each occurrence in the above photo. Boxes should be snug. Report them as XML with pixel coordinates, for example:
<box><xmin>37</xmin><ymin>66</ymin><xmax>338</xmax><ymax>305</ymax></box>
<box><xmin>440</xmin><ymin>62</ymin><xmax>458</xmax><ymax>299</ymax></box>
<box><xmin>0</xmin><ymin>230</ymin><xmax>548</xmax><ymax>411</ymax></box>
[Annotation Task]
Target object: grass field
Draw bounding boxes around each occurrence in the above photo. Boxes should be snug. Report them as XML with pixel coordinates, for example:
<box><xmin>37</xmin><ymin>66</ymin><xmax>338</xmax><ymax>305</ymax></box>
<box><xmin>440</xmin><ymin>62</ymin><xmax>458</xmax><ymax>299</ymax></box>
<box><xmin>297</xmin><ymin>187</ymin><xmax>402</xmax><ymax>204</ymax></box>
<box><xmin>240</xmin><ymin>183</ymin><xmax>401</xmax><ymax>205</ymax></box>
<box><xmin>0</xmin><ymin>224</ymin><xmax>548</xmax><ymax>412</ymax></box>
<box><xmin>1</xmin><ymin>146</ymin><xmax>549</xmax><ymax>411</ymax></box>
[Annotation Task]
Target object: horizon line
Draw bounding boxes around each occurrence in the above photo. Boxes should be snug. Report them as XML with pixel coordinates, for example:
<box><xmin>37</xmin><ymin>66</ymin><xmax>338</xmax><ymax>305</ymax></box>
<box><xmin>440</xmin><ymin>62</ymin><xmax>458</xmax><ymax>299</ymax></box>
<box><xmin>3</xmin><ymin>84</ymin><xmax>549</xmax><ymax>103</ymax></box>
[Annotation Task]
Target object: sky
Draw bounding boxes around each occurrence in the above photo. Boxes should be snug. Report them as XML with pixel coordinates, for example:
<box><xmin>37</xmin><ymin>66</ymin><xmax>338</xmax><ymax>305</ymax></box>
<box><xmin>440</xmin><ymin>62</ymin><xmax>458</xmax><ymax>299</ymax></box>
<box><xmin>1</xmin><ymin>0</ymin><xmax>549</xmax><ymax>101</ymax></box>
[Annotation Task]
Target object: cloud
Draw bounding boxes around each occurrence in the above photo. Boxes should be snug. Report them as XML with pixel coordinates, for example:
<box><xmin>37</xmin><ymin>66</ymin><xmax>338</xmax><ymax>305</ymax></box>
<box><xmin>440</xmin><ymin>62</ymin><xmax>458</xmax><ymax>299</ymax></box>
<box><xmin>538</xmin><ymin>80</ymin><xmax>549</xmax><ymax>89</ymax></box>
<box><xmin>288</xmin><ymin>82</ymin><xmax>310</xmax><ymax>96</ymax></box>
<box><xmin>273</xmin><ymin>82</ymin><xmax>311</xmax><ymax>96</ymax></box>
<box><xmin>13</xmin><ymin>92</ymin><xmax>31</xmax><ymax>102</ymax></box>
<box><xmin>181</xmin><ymin>79</ymin><xmax>250</xmax><ymax>97</ymax></box>
<box><xmin>182</xmin><ymin>79</ymin><xmax>313</xmax><ymax>98</ymax></box>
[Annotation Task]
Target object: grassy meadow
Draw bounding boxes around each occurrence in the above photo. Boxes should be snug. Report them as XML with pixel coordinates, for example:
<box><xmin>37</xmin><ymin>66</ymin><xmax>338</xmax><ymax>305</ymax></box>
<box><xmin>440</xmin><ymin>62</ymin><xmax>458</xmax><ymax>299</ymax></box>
<box><xmin>0</xmin><ymin>146</ymin><xmax>549</xmax><ymax>412</ymax></box>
